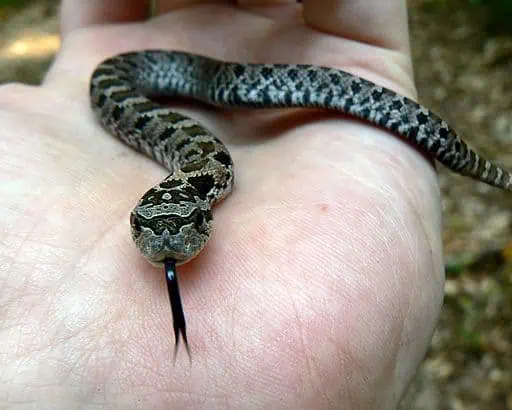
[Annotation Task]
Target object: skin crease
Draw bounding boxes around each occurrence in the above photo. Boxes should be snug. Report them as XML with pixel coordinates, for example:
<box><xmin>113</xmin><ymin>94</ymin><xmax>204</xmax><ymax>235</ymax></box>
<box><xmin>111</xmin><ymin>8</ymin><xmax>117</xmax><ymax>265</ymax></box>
<box><xmin>0</xmin><ymin>0</ymin><xmax>445</xmax><ymax>409</ymax></box>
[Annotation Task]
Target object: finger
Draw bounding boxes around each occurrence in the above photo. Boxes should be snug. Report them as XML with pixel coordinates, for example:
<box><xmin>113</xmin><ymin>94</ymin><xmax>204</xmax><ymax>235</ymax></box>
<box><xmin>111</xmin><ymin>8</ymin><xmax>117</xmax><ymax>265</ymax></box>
<box><xmin>60</xmin><ymin>0</ymin><xmax>151</xmax><ymax>37</ymax></box>
<box><xmin>237</xmin><ymin>0</ymin><xmax>297</xmax><ymax>5</ymax></box>
<box><xmin>236</xmin><ymin>0</ymin><xmax>302</xmax><ymax>19</ymax></box>
<box><xmin>302</xmin><ymin>0</ymin><xmax>410</xmax><ymax>53</ymax></box>
<box><xmin>154</xmin><ymin>0</ymin><xmax>230</xmax><ymax>14</ymax></box>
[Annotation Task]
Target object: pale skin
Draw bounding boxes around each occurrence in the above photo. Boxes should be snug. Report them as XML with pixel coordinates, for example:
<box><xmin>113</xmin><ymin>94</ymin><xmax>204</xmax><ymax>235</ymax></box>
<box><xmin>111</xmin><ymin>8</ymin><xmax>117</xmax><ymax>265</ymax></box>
<box><xmin>0</xmin><ymin>0</ymin><xmax>445</xmax><ymax>408</ymax></box>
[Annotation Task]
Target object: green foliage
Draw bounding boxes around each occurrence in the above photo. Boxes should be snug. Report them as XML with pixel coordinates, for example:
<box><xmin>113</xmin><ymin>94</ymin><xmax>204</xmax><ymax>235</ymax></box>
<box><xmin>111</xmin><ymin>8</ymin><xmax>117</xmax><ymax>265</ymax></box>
<box><xmin>470</xmin><ymin>0</ymin><xmax>512</xmax><ymax>8</ymax></box>
<box><xmin>0</xmin><ymin>0</ymin><xmax>30</xmax><ymax>7</ymax></box>
<box><xmin>469</xmin><ymin>0</ymin><xmax>512</xmax><ymax>31</ymax></box>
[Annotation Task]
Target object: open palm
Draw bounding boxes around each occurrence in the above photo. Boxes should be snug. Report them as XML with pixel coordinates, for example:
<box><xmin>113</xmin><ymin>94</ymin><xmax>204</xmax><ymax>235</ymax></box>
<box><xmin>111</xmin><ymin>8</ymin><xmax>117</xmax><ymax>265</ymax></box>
<box><xmin>0</xmin><ymin>1</ymin><xmax>445</xmax><ymax>408</ymax></box>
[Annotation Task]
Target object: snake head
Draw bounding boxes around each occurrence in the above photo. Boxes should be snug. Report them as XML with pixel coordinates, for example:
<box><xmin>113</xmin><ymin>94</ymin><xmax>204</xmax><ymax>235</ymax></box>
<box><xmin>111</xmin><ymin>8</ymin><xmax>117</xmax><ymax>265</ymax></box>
<box><xmin>129</xmin><ymin>183</ymin><xmax>213</xmax><ymax>265</ymax></box>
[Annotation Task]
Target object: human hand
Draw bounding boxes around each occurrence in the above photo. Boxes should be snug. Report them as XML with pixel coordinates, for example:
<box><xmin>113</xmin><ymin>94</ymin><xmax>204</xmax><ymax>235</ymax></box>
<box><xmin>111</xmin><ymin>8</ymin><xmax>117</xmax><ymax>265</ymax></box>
<box><xmin>0</xmin><ymin>1</ymin><xmax>444</xmax><ymax>408</ymax></box>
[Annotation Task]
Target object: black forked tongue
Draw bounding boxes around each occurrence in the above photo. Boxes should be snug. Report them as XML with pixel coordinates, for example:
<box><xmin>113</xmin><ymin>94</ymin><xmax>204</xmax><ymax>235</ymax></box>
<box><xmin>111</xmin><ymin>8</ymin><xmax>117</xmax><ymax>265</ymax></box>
<box><xmin>164</xmin><ymin>259</ymin><xmax>191</xmax><ymax>362</ymax></box>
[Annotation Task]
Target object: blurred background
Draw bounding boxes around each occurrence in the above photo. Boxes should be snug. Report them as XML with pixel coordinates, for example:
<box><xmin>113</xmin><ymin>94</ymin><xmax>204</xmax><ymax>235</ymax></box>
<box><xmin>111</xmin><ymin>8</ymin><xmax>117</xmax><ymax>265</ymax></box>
<box><xmin>1</xmin><ymin>0</ymin><xmax>511</xmax><ymax>408</ymax></box>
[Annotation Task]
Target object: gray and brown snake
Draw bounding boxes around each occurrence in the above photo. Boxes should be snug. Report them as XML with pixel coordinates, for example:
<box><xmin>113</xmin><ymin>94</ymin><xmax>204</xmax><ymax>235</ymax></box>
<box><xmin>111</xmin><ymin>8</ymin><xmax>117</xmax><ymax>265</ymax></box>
<box><xmin>89</xmin><ymin>49</ymin><xmax>512</xmax><ymax>356</ymax></box>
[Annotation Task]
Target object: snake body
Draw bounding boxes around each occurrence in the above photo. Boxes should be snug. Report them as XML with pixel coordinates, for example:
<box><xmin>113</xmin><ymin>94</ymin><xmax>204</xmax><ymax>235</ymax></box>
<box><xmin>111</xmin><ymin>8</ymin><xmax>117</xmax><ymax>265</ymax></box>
<box><xmin>90</xmin><ymin>50</ymin><xmax>512</xmax><ymax>354</ymax></box>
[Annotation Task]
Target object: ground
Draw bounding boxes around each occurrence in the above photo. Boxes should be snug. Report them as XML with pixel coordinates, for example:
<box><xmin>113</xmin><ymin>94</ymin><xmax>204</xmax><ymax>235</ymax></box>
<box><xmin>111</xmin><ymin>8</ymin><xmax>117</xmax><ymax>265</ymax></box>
<box><xmin>1</xmin><ymin>1</ymin><xmax>511</xmax><ymax>409</ymax></box>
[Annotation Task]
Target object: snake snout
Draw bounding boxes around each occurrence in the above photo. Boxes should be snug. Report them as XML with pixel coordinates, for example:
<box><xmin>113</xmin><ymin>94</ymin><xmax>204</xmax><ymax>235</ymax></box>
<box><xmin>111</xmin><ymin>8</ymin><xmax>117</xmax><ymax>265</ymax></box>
<box><xmin>130</xmin><ymin>206</ymin><xmax>213</xmax><ymax>266</ymax></box>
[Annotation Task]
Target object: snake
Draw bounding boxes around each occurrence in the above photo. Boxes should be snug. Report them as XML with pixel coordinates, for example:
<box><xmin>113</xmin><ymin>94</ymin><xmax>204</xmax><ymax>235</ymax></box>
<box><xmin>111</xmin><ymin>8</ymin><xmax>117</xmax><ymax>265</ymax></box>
<box><xmin>89</xmin><ymin>49</ymin><xmax>512</xmax><ymax>356</ymax></box>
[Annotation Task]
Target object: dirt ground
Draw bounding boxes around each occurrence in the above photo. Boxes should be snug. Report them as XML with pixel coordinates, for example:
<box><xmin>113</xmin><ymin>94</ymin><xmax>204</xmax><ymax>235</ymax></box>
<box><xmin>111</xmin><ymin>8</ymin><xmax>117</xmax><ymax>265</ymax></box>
<box><xmin>1</xmin><ymin>1</ymin><xmax>511</xmax><ymax>409</ymax></box>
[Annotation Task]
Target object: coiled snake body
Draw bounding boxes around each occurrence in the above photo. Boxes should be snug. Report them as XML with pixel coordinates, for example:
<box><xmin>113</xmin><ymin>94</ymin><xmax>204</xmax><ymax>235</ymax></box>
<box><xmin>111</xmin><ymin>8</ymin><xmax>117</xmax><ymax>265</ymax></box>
<box><xmin>90</xmin><ymin>50</ymin><xmax>512</xmax><ymax>355</ymax></box>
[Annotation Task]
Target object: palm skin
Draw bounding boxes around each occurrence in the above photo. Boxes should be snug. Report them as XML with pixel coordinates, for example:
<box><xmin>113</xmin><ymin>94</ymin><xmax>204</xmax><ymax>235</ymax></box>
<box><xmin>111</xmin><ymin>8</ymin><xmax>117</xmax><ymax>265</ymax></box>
<box><xmin>0</xmin><ymin>2</ymin><xmax>445</xmax><ymax>409</ymax></box>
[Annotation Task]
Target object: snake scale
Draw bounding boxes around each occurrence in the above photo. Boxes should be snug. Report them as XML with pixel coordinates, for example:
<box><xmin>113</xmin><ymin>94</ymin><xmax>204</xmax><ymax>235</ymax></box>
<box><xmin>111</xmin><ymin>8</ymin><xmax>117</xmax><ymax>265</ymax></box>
<box><xmin>89</xmin><ymin>49</ymin><xmax>512</xmax><ymax>356</ymax></box>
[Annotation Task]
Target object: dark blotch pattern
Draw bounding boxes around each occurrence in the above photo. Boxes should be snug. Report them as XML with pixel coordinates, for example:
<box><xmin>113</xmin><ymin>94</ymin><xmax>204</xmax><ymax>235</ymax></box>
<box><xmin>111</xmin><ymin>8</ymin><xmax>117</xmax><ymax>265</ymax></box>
<box><xmin>416</xmin><ymin>111</ymin><xmax>429</xmax><ymax>125</ymax></box>
<box><xmin>134</xmin><ymin>115</ymin><xmax>153</xmax><ymax>130</ymax></box>
<box><xmin>180</xmin><ymin>158</ymin><xmax>209</xmax><ymax>173</ymax></box>
<box><xmin>187</xmin><ymin>174</ymin><xmax>216</xmax><ymax>200</ymax></box>
<box><xmin>213</xmin><ymin>151</ymin><xmax>233</xmax><ymax>167</ymax></box>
